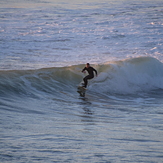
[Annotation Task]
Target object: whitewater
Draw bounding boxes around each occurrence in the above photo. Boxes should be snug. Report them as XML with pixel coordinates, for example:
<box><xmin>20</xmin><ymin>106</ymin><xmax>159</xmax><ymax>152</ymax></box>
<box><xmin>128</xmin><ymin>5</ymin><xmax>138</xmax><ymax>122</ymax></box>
<box><xmin>1</xmin><ymin>0</ymin><xmax>163</xmax><ymax>162</ymax></box>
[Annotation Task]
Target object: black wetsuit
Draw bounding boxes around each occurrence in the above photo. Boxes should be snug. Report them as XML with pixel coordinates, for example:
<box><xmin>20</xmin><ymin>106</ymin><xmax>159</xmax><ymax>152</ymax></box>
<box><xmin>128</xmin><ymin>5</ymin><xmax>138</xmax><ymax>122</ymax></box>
<box><xmin>82</xmin><ymin>66</ymin><xmax>97</xmax><ymax>88</ymax></box>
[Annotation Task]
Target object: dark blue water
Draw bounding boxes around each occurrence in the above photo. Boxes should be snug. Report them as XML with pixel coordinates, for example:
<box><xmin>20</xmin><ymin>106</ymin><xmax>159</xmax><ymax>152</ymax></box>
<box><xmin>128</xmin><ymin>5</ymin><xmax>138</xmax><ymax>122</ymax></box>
<box><xmin>1</xmin><ymin>0</ymin><xmax>163</xmax><ymax>162</ymax></box>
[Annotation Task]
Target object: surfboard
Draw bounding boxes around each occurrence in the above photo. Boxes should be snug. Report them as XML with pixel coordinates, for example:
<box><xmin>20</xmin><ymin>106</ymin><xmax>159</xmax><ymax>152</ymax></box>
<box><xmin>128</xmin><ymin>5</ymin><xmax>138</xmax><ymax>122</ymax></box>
<box><xmin>77</xmin><ymin>85</ymin><xmax>87</xmax><ymax>91</ymax></box>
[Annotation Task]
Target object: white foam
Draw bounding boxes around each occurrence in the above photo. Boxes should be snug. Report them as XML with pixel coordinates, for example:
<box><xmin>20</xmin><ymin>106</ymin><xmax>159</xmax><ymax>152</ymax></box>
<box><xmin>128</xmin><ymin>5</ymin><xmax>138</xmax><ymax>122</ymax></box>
<box><xmin>89</xmin><ymin>57</ymin><xmax>163</xmax><ymax>95</ymax></box>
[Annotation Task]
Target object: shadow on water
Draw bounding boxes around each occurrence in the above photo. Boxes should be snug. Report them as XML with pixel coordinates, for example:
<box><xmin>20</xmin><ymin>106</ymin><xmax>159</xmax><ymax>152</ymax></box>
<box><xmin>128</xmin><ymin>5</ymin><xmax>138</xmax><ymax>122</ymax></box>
<box><xmin>80</xmin><ymin>97</ymin><xmax>93</xmax><ymax>114</ymax></box>
<box><xmin>77</xmin><ymin>95</ymin><xmax>97</xmax><ymax>124</ymax></box>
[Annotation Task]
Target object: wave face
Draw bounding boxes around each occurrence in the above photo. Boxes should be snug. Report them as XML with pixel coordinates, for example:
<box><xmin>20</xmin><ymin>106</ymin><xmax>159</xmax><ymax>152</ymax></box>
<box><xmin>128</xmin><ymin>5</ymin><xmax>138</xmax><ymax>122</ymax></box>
<box><xmin>0</xmin><ymin>66</ymin><xmax>82</xmax><ymax>99</ymax></box>
<box><xmin>0</xmin><ymin>57</ymin><xmax>163</xmax><ymax>99</ymax></box>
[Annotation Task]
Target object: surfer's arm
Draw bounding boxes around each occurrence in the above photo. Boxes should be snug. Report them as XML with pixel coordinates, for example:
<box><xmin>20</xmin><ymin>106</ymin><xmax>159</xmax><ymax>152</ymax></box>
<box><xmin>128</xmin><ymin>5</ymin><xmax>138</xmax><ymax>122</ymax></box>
<box><xmin>93</xmin><ymin>68</ymin><xmax>98</xmax><ymax>76</ymax></box>
<box><xmin>82</xmin><ymin>67</ymin><xmax>86</xmax><ymax>73</ymax></box>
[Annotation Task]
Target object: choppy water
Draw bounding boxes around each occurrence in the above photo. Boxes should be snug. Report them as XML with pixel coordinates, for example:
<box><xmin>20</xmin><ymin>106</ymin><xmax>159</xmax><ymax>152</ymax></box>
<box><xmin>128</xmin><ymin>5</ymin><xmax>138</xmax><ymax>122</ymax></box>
<box><xmin>1</xmin><ymin>0</ymin><xmax>163</xmax><ymax>162</ymax></box>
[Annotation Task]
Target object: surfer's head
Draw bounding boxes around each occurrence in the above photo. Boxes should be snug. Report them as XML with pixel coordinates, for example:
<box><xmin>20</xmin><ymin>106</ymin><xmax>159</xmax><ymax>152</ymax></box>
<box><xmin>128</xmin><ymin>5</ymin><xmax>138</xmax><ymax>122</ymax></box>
<box><xmin>86</xmin><ymin>63</ymin><xmax>90</xmax><ymax>68</ymax></box>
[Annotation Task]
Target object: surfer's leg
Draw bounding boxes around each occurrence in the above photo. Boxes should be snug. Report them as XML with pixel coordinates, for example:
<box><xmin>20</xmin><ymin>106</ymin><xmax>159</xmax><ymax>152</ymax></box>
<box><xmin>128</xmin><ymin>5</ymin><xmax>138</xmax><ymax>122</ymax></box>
<box><xmin>83</xmin><ymin>75</ymin><xmax>93</xmax><ymax>88</ymax></box>
<box><xmin>83</xmin><ymin>76</ymin><xmax>88</xmax><ymax>88</ymax></box>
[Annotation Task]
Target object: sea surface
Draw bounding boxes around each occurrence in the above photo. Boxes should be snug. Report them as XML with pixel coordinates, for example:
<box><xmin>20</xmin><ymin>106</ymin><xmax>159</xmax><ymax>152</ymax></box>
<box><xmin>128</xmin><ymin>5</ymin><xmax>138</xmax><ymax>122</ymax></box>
<box><xmin>1</xmin><ymin>0</ymin><xmax>163</xmax><ymax>162</ymax></box>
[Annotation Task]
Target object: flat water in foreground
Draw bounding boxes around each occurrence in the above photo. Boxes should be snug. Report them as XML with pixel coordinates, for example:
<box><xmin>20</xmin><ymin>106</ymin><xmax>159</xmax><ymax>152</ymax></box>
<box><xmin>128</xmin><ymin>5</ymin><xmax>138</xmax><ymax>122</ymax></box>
<box><xmin>1</xmin><ymin>92</ymin><xmax>163</xmax><ymax>162</ymax></box>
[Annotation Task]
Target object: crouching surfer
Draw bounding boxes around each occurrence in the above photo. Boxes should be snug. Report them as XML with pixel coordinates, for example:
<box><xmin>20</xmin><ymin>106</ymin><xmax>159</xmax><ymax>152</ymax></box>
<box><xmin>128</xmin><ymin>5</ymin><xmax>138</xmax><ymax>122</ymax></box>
<box><xmin>82</xmin><ymin>63</ymin><xmax>97</xmax><ymax>88</ymax></box>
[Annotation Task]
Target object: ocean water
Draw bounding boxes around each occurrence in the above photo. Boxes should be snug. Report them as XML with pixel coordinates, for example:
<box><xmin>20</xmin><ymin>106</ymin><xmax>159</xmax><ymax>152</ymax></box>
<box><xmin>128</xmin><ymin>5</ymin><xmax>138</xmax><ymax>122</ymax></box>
<box><xmin>1</xmin><ymin>0</ymin><xmax>163</xmax><ymax>162</ymax></box>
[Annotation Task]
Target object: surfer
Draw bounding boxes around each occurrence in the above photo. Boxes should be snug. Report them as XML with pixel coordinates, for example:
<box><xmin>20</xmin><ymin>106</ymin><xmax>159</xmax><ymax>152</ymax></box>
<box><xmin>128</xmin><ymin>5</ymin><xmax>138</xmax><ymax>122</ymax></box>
<box><xmin>82</xmin><ymin>63</ymin><xmax>97</xmax><ymax>88</ymax></box>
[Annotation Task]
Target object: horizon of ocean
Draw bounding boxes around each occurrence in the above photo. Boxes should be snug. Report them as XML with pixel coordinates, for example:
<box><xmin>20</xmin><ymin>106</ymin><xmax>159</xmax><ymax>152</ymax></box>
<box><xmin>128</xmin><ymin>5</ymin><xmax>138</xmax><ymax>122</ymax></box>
<box><xmin>1</xmin><ymin>0</ymin><xmax>163</xmax><ymax>162</ymax></box>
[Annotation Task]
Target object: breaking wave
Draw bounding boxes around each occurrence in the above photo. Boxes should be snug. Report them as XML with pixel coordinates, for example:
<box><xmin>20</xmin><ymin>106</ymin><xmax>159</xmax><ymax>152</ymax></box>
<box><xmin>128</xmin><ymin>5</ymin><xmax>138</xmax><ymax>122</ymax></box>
<box><xmin>0</xmin><ymin>57</ymin><xmax>163</xmax><ymax>99</ymax></box>
<box><xmin>91</xmin><ymin>56</ymin><xmax>163</xmax><ymax>95</ymax></box>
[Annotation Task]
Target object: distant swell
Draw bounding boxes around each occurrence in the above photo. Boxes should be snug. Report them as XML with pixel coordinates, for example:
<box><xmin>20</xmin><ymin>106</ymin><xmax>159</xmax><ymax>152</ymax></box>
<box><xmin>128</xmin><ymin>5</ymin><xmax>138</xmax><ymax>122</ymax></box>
<box><xmin>0</xmin><ymin>57</ymin><xmax>163</xmax><ymax>99</ymax></box>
